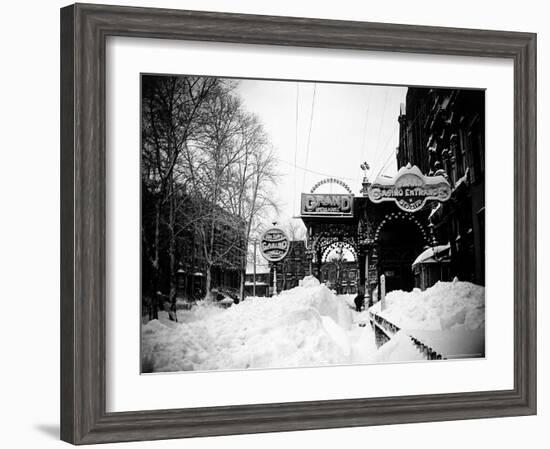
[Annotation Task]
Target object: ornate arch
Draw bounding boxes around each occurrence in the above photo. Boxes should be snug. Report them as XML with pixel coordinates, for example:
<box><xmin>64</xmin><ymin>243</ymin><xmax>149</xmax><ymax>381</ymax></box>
<box><xmin>310</xmin><ymin>233</ymin><xmax>358</xmax><ymax>264</ymax></box>
<box><xmin>321</xmin><ymin>240</ymin><xmax>358</xmax><ymax>263</ymax></box>
<box><xmin>310</xmin><ymin>177</ymin><xmax>353</xmax><ymax>195</ymax></box>
<box><xmin>372</xmin><ymin>211</ymin><xmax>435</xmax><ymax>246</ymax></box>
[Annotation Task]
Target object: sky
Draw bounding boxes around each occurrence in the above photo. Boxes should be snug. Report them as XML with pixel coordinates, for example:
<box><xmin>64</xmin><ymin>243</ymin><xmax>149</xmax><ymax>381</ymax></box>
<box><xmin>235</xmin><ymin>79</ymin><xmax>407</xmax><ymax>266</ymax></box>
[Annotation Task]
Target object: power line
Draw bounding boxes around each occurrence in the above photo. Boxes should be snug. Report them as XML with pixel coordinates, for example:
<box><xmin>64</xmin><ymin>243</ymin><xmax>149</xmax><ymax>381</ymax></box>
<box><xmin>359</xmin><ymin>87</ymin><xmax>371</xmax><ymax>162</ymax></box>
<box><xmin>292</xmin><ymin>82</ymin><xmax>299</xmax><ymax>215</ymax></box>
<box><xmin>366</xmin><ymin>90</ymin><xmax>399</xmax><ymax>179</ymax></box>
<box><xmin>301</xmin><ymin>83</ymin><xmax>317</xmax><ymax>192</ymax></box>
<box><xmin>277</xmin><ymin>157</ymin><xmax>361</xmax><ymax>184</ymax></box>
<box><xmin>372</xmin><ymin>98</ymin><xmax>425</xmax><ymax>180</ymax></box>
<box><xmin>371</xmin><ymin>90</ymin><xmax>390</xmax><ymax>171</ymax></box>
<box><xmin>372</xmin><ymin>123</ymin><xmax>399</xmax><ymax>179</ymax></box>
<box><xmin>373</xmin><ymin>144</ymin><xmax>398</xmax><ymax>180</ymax></box>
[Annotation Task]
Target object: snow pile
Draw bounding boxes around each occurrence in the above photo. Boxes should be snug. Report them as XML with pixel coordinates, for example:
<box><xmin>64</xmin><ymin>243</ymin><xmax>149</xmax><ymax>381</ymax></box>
<box><xmin>372</xmin><ymin>331</ymin><xmax>425</xmax><ymax>363</ymax></box>
<box><xmin>370</xmin><ymin>280</ymin><xmax>485</xmax><ymax>332</ymax></box>
<box><xmin>142</xmin><ymin>277</ymin><xmax>356</xmax><ymax>372</ymax></box>
<box><xmin>142</xmin><ymin>278</ymin><xmax>486</xmax><ymax>373</ymax></box>
<box><xmin>340</xmin><ymin>294</ymin><xmax>358</xmax><ymax>310</ymax></box>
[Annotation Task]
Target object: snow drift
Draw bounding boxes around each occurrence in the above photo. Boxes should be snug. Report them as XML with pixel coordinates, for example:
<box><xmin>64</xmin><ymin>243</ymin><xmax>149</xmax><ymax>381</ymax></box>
<box><xmin>369</xmin><ymin>279</ymin><xmax>485</xmax><ymax>359</ymax></box>
<box><xmin>141</xmin><ymin>277</ymin><xmax>485</xmax><ymax>372</ymax></box>
<box><xmin>142</xmin><ymin>276</ymin><xmax>358</xmax><ymax>372</ymax></box>
<box><xmin>370</xmin><ymin>279</ymin><xmax>485</xmax><ymax>332</ymax></box>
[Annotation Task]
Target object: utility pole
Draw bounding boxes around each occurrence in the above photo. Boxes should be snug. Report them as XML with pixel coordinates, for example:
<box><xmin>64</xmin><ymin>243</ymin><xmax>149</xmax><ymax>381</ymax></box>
<box><xmin>272</xmin><ymin>263</ymin><xmax>278</xmax><ymax>296</ymax></box>
<box><xmin>253</xmin><ymin>239</ymin><xmax>257</xmax><ymax>297</ymax></box>
<box><xmin>365</xmin><ymin>252</ymin><xmax>371</xmax><ymax>305</ymax></box>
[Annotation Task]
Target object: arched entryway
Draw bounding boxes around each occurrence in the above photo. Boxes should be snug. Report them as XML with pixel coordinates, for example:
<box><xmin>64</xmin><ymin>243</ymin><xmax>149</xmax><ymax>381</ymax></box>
<box><xmin>319</xmin><ymin>241</ymin><xmax>359</xmax><ymax>294</ymax></box>
<box><xmin>373</xmin><ymin>212</ymin><xmax>431</xmax><ymax>293</ymax></box>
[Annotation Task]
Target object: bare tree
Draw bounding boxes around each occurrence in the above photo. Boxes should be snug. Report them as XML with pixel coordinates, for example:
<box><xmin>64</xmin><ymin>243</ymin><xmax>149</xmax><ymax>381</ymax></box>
<box><xmin>182</xmin><ymin>86</ymin><xmax>277</xmax><ymax>299</ymax></box>
<box><xmin>285</xmin><ymin>219</ymin><xmax>307</xmax><ymax>242</ymax></box>
<box><xmin>223</xmin><ymin>115</ymin><xmax>279</xmax><ymax>300</ymax></box>
<box><xmin>141</xmin><ymin>75</ymin><xmax>220</xmax><ymax>315</ymax></box>
<box><xmin>142</xmin><ymin>75</ymin><xmax>279</xmax><ymax>310</ymax></box>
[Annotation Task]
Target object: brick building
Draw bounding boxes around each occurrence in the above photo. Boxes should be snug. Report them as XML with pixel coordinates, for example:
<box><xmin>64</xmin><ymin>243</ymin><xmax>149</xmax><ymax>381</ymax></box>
<box><xmin>397</xmin><ymin>87</ymin><xmax>485</xmax><ymax>285</ymax></box>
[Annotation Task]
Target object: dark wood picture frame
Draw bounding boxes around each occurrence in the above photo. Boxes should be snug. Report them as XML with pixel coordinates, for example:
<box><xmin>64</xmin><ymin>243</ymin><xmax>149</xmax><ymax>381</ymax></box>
<box><xmin>60</xmin><ymin>3</ymin><xmax>537</xmax><ymax>445</ymax></box>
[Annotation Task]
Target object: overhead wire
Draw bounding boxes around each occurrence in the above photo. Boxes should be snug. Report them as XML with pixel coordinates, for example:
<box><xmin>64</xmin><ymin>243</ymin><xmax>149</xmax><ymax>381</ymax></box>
<box><xmin>373</xmin><ymin>140</ymin><xmax>399</xmax><ymax>179</ymax></box>
<box><xmin>359</xmin><ymin>87</ymin><xmax>372</xmax><ymax>162</ymax></box>
<box><xmin>370</xmin><ymin>90</ymin><xmax>390</xmax><ymax>171</ymax></box>
<box><xmin>372</xmin><ymin>95</ymin><xmax>425</xmax><ymax>180</ymax></box>
<box><xmin>283</xmin><ymin>84</ymin><xmax>424</xmax><ymax>197</ymax></box>
<box><xmin>292</xmin><ymin>82</ymin><xmax>299</xmax><ymax>215</ymax></box>
<box><xmin>278</xmin><ymin>157</ymin><xmax>361</xmax><ymax>184</ymax></box>
<box><xmin>301</xmin><ymin>83</ymin><xmax>317</xmax><ymax>192</ymax></box>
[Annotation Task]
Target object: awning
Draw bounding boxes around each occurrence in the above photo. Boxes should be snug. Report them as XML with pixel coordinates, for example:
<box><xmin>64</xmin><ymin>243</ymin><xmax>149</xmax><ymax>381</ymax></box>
<box><xmin>412</xmin><ymin>244</ymin><xmax>451</xmax><ymax>267</ymax></box>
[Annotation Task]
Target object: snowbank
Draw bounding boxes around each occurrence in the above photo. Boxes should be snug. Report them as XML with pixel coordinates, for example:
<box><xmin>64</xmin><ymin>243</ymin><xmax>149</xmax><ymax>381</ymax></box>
<box><xmin>368</xmin><ymin>280</ymin><xmax>485</xmax><ymax>360</ymax></box>
<box><xmin>142</xmin><ymin>276</ymin><xmax>357</xmax><ymax>372</ymax></box>
<box><xmin>141</xmin><ymin>277</ymin><xmax>485</xmax><ymax>373</ymax></box>
<box><xmin>370</xmin><ymin>279</ymin><xmax>485</xmax><ymax>332</ymax></box>
<box><xmin>372</xmin><ymin>331</ymin><xmax>425</xmax><ymax>363</ymax></box>
<box><xmin>369</xmin><ymin>280</ymin><xmax>485</xmax><ymax>330</ymax></box>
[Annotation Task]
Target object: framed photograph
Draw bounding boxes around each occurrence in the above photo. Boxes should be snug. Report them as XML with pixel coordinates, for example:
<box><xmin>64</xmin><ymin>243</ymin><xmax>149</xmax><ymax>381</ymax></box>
<box><xmin>60</xmin><ymin>3</ymin><xmax>536</xmax><ymax>445</ymax></box>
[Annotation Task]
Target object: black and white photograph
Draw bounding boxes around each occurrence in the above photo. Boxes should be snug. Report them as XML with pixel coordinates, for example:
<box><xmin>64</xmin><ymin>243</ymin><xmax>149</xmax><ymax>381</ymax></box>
<box><xmin>140</xmin><ymin>75</ymin><xmax>485</xmax><ymax>373</ymax></box>
<box><xmin>1</xmin><ymin>0</ymin><xmax>543</xmax><ymax>447</ymax></box>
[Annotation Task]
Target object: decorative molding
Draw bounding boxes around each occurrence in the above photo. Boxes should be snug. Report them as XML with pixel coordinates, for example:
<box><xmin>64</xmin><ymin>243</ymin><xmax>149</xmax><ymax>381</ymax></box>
<box><xmin>310</xmin><ymin>178</ymin><xmax>353</xmax><ymax>195</ymax></box>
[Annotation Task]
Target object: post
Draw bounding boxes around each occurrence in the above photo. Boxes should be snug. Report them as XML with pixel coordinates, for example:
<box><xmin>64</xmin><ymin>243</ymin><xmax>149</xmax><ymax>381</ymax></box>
<box><xmin>380</xmin><ymin>274</ymin><xmax>386</xmax><ymax>311</ymax></box>
<box><xmin>364</xmin><ymin>252</ymin><xmax>371</xmax><ymax>305</ymax></box>
<box><xmin>253</xmin><ymin>239</ymin><xmax>257</xmax><ymax>297</ymax></box>
<box><xmin>272</xmin><ymin>264</ymin><xmax>278</xmax><ymax>296</ymax></box>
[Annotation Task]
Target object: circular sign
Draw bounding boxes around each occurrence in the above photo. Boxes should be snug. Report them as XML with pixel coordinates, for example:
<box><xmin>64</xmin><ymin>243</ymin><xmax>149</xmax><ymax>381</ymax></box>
<box><xmin>259</xmin><ymin>227</ymin><xmax>290</xmax><ymax>263</ymax></box>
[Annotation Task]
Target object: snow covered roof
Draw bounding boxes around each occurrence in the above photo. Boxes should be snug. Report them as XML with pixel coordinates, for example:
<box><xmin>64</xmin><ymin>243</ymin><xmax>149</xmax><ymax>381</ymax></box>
<box><xmin>454</xmin><ymin>168</ymin><xmax>470</xmax><ymax>190</ymax></box>
<box><xmin>371</xmin><ymin>164</ymin><xmax>448</xmax><ymax>187</ymax></box>
<box><xmin>412</xmin><ymin>244</ymin><xmax>450</xmax><ymax>267</ymax></box>
<box><xmin>428</xmin><ymin>203</ymin><xmax>441</xmax><ymax>220</ymax></box>
<box><xmin>244</xmin><ymin>281</ymin><xmax>269</xmax><ymax>286</ymax></box>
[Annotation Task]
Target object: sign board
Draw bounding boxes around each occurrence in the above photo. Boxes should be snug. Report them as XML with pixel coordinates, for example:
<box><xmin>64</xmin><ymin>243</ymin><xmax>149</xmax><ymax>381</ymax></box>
<box><xmin>259</xmin><ymin>227</ymin><xmax>290</xmax><ymax>263</ymax></box>
<box><xmin>367</xmin><ymin>164</ymin><xmax>451</xmax><ymax>212</ymax></box>
<box><xmin>300</xmin><ymin>193</ymin><xmax>353</xmax><ymax>216</ymax></box>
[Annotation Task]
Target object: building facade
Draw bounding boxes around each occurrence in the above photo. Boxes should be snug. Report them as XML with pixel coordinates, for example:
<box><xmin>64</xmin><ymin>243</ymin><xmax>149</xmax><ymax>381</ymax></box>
<box><xmin>244</xmin><ymin>270</ymin><xmax>271</xmax><ymax>297</ymax></box>
<box><xmin>397</xmin><ymin>87</ymin><xmax>485</xmax><ymax>285</ymax></box>
<box><xmin>319</xmin><ymin>261</ymin><xmax>359</xmax><ymax>294</ymax></box>
<box><xmin>246</xmin><ymin>240</ymin><xmax>359</xmax><ymax>296</ymax></box>
<box><xmin>142</xmin><ymin>187</ymin><xmax>246</xmax><ymax>301</ymax></box>
<box><xmin>299</xmin><ymin>87</ymin><xmax>485</xmax><ymax>299</ymax></box>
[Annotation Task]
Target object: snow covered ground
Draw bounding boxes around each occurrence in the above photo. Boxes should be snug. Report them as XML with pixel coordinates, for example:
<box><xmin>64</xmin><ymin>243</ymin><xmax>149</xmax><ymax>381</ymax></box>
<box><xmin>370</xmin><ymin>279</ymin><xmax>485</xmax><ymax>358</ymax></box>
<box><xmin>141</xmin><ymin>276</ymin><xmax>484</xmax><ymax>373</ymax></box>
<box><xmin>370</xmin><ymin>279</ymin><xmax>485</xmax><ymax>332</ymax></box>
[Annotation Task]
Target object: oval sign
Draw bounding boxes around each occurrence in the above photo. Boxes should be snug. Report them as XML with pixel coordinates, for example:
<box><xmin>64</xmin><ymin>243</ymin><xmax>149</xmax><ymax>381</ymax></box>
<box><xmin>259</xmin><ymin>227</ymin><xmax>290</xmax><ymax>263</ymax></box>
<box><xmin>367</xmin><ymin>164</ymin><xmax>451</xmax><ymax>213</ymax></box>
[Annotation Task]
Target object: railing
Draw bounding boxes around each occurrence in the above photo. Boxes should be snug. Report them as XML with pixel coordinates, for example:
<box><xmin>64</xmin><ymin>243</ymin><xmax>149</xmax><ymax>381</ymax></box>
<box><xmin>369</xmin><ymin>311</ymin><xmax>445</xmax><ymax>360</ymax></box>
